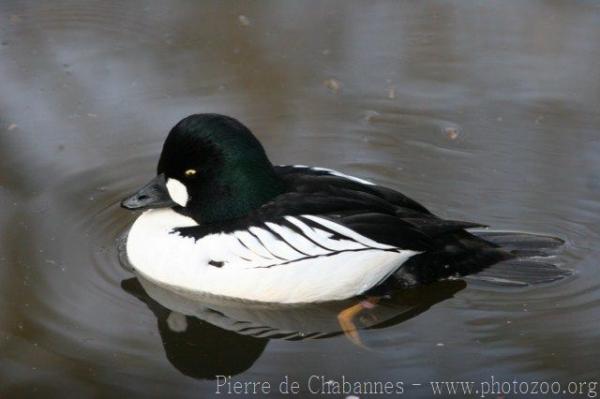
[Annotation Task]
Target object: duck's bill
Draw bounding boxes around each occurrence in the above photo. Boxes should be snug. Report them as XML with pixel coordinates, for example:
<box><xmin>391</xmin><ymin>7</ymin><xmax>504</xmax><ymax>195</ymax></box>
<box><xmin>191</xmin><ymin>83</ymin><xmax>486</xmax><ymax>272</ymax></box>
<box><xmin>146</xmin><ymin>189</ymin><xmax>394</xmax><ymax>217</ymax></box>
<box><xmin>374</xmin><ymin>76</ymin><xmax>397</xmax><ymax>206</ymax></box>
<box><xmin>120</xmin><ymin>173</ymin><xmax>177</xmax><ymax>210</ymax></box>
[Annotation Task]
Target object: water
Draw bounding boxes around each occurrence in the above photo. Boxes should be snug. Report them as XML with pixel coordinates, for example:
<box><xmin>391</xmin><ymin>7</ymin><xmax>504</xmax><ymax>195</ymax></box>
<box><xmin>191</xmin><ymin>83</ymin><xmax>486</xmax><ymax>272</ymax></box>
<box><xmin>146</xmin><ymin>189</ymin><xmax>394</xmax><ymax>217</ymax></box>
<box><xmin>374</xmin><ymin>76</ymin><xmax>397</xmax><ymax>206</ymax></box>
<box><xmin>1</xmin><ymin>1</ymin><xmax>599</xmax><ymax>397</ymax></box>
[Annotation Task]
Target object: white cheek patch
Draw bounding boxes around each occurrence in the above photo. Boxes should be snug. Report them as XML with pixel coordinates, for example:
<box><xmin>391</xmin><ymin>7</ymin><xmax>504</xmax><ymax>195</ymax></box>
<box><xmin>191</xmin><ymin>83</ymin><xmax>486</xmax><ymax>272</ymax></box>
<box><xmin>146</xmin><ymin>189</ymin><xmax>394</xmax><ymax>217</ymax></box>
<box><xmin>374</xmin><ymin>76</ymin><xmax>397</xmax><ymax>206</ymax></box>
<box><xmin>166</xmin><ymin>178</ymin><xmax>189</xmax><ymax>207</ymax></box>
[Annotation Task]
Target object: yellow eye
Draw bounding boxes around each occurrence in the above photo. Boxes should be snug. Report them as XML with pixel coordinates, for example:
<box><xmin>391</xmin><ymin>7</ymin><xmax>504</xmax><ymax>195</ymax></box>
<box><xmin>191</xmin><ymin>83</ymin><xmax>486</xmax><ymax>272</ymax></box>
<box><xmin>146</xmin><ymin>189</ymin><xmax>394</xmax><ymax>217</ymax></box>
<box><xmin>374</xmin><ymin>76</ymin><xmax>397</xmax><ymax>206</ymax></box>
<box><xmin>184</xmin><ymin>169</ymin><xmax>197</xmax><ymax>177</ymax></box>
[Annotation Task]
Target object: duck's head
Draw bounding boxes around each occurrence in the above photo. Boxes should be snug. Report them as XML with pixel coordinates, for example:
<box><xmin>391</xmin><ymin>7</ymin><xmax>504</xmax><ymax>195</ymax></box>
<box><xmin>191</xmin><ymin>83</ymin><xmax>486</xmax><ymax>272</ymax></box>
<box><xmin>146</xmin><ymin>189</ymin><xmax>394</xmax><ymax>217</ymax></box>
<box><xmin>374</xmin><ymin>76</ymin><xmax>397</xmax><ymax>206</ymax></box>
<box><xmin>121</xmin><ymin>114</ymin><xmax>284</xmax><ymax>223</ymax></box>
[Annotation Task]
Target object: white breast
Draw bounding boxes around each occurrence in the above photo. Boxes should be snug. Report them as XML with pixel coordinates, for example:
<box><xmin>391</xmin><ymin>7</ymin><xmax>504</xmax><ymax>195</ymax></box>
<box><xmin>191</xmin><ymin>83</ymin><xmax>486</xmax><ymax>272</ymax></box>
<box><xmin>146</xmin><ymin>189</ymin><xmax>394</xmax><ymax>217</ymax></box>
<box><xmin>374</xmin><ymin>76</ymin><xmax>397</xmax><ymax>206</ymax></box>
<box><xmin>126</xmin><ymin>209</ymin><xmax>418</xmax><ymax>303</ymax></box>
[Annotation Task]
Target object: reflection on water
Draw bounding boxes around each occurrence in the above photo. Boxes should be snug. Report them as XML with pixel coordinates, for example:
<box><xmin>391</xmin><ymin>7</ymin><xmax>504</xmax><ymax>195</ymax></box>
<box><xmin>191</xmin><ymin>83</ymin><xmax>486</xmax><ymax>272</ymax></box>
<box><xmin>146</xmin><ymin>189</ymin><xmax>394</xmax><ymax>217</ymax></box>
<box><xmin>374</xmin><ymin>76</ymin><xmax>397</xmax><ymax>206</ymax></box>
<box><xmin>122</xmin><ymin>277</ymin><xmax>465</xmax><ymax>380</ymax></box>
<box><xmin>122</xmin><ymin>279</ymin><xmax>269</xmax><ymax>381</ymax></box>
<box><xmin>129</xmin><ymin>277</ymin><xmax>466</xmax><ymax>341</ymax></box>
<box><xmin>1</xmin><ymin>1</ymin><xmax>600</xmax><ymax>397</ymax></box>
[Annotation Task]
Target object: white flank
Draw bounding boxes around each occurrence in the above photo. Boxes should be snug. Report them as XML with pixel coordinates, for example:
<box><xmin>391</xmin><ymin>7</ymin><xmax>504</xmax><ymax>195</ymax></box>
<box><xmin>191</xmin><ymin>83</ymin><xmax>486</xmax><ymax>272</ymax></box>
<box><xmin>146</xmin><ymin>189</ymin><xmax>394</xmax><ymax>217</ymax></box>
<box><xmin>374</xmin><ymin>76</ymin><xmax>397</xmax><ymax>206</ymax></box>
<box><xmin>126</xmin><ymin>209</ymin><xmax>418</xmax><ymax>303</ymax></box>
<box><xmin>248</xmin><ymin>226</ymin><xmax>304</xmax><ymax>260</ymax></box>
<box><xmin>166</xmin><ymin>178</ymin><xmax>189</xmax><ymax>207</ymax></box>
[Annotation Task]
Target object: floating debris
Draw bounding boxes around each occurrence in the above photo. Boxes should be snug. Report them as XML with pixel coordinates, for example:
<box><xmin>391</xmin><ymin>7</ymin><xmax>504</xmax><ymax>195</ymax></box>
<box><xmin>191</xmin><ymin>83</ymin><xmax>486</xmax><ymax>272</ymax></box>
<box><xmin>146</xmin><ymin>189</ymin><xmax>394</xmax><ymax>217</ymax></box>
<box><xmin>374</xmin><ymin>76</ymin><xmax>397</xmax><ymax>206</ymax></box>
<box><xmin>436</xmin><ymin>342</ymin><xmax>445</xmax><ymax>347</ymax></box>
<box><xmin>9</xmin><ymin>15</ymin><xmax>22</xmax><ymax>24</ymax></box>
<box><xmin>363</xmin><ymin>110</ymin><xmax>380</xmax><ymax>123</ymax></box>
<box><xmin>323</xmin><ymin>78</ymin><xmax>341</xmax><ymax>93</ymax></box>
<box><xmin>7</xmin><ymin>123</ymin><xmax>17</xmax><ymax>131</ymax></box>
<box><xmin>443</xmin><ymin>126</ymin><xmax>459</xmax><ymax>140</ymax></box>
<box><xmin>387</xmin><ymin>86</ymin><xmax>396</xmax><ymax>99</ymax></box>
<box><xmin>87</xmin><ymin>113</ymin><xmax>97</xmax><ymax>118</ymax></box>
<box><xmin>238</xmin><ymin>15</ymin><xmax>251</xmax><ymax>26</ymax></box>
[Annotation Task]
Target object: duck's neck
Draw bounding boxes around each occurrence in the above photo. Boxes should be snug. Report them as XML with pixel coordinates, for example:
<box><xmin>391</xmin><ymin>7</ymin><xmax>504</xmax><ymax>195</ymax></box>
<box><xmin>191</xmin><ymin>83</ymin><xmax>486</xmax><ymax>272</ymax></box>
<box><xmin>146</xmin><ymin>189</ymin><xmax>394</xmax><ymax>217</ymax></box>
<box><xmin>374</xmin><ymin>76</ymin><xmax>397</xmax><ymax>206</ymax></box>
<box><xmin>183</xmin><ymin>164</ymin><xmax>285</xmax><ymax>225</ymax></box>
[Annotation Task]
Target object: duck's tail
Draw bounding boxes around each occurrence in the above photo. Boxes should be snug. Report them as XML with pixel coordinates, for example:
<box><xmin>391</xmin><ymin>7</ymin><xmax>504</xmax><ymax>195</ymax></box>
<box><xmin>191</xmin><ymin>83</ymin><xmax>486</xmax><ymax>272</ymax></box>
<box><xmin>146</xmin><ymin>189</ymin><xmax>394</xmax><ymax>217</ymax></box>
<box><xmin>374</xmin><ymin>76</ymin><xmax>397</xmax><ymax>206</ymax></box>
<box><xmin>467</xmin><ymin>230</ymin><xmax>572</xmax><ymax>286</ymax></box>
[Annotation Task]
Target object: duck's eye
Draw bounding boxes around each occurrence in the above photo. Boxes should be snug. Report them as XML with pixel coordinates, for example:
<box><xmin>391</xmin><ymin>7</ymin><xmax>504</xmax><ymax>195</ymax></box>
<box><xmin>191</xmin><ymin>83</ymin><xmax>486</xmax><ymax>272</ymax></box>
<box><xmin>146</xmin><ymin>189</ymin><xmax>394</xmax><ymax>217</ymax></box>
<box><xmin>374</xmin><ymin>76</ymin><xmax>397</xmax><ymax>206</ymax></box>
<box><xmin>184</xmin><ymin>169</ymin><xmax>197</xmax><ymax>177</ymax></box>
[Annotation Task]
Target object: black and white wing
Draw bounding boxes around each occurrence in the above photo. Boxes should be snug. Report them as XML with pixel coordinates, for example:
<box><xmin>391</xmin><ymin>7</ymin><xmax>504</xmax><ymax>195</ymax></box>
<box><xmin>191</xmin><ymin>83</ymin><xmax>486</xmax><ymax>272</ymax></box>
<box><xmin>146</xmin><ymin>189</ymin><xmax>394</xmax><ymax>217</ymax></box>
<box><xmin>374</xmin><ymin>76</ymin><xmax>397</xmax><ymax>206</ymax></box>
<box><xmin>171</xmin><ymin>206</ymin><xmax>426</xmax><ymax>302</ymax></box>
<box><xmin>173</xmin><ymin>169</ymin><xmax>485</xmax><ymax>281</ymax></box>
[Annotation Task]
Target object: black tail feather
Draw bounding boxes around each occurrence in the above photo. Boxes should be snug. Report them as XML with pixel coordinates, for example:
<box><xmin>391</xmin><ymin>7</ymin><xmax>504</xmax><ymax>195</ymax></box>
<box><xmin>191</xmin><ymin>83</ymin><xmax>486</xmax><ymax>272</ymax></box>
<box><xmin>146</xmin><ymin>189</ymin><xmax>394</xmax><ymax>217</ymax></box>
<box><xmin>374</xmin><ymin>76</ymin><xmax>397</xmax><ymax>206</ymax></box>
<box><xmin>472</xmin><ymin>230</ymin><xmax>565</xmax><ymax>252</ymax></box>
<box><xmin>468</xmin><ymin>230</ymin><xmax>571</xmax><ymax>287</ymax></box>
<box><xmin>394</xmin><ymin>230</ymin><xmax>571</xmax><ymax>288</ymax></box>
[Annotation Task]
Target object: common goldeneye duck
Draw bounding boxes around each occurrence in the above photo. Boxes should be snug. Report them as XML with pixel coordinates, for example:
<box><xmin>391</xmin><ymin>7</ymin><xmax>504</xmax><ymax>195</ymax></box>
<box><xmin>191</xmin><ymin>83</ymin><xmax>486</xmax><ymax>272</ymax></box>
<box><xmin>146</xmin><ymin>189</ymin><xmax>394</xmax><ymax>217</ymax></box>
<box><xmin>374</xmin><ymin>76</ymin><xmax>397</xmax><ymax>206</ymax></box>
<box><xmin>121</xmin><ymin>113</ymin><xmax>568</xmax><ymax>304</ymax></box>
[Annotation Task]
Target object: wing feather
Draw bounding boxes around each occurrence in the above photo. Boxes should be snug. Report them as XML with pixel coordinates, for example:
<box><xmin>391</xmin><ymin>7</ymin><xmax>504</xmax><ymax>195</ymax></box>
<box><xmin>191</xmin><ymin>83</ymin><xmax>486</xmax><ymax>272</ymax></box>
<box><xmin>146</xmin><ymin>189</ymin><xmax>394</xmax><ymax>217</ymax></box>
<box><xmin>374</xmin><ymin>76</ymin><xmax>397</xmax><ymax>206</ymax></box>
<box><xmin>172</xmin><ymin>164</ymin><xmax>488</xmax><ymax>278</ymax></box>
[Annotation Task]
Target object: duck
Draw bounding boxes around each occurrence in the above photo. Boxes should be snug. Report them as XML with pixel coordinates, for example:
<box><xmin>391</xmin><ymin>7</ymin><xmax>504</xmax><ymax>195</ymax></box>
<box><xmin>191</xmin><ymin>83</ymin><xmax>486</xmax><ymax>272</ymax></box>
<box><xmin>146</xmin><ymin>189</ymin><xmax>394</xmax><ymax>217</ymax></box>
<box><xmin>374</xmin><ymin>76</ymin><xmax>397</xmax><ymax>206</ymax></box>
<box><xmin>121</xmin><ymin>113</ymin><xmax>569</xmax><ymax>305</ymax></box>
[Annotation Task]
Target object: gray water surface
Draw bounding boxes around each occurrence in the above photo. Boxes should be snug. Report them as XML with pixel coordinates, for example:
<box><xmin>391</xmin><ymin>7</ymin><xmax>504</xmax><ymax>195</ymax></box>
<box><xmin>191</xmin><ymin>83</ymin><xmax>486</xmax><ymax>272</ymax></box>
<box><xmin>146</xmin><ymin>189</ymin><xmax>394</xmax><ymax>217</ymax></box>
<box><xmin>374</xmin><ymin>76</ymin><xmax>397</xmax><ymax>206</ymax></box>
<box><xmin>1</xmin><ymin>1</ymin><xmax>599</xmax><ymax>398</ymax></box>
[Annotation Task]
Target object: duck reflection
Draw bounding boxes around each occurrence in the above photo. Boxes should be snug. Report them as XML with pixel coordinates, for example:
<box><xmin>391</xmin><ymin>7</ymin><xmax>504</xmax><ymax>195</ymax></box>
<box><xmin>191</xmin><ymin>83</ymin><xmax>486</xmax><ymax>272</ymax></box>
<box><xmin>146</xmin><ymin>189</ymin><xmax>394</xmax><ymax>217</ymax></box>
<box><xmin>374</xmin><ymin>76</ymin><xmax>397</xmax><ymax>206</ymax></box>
<box><xmin>122</xmin><ymin>277</ymin><xmax>465</xmax><ymax>380</ymax></box>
